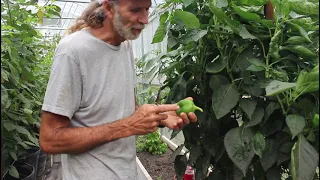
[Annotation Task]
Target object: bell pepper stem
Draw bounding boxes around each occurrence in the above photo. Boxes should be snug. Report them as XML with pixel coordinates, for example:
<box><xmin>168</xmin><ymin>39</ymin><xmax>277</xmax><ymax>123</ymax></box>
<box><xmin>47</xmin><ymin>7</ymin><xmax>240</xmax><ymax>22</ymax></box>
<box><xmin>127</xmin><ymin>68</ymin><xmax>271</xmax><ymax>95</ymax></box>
<box><xmin>195</xmin><ymin>106</ymin><xmax>203</xmax><ymax>112</ymax></box>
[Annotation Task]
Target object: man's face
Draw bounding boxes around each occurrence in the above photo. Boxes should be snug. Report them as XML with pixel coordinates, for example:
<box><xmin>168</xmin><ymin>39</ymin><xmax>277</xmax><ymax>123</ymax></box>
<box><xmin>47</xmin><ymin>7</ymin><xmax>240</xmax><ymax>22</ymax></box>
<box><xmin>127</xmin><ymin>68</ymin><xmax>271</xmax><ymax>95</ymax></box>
<box><xmin>112</xmin><ymin>0</ymin><xmax>151</xmax><ymax>40</ymax></box>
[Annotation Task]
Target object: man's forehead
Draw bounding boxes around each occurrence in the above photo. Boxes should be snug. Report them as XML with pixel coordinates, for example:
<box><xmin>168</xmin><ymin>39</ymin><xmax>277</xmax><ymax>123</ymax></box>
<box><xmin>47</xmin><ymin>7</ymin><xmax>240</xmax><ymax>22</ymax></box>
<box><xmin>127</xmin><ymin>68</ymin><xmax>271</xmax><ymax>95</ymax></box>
<box><xmin>118</xmin><ymin>0</ymin><xmax>152</xmax><ymax>7</ymax></box>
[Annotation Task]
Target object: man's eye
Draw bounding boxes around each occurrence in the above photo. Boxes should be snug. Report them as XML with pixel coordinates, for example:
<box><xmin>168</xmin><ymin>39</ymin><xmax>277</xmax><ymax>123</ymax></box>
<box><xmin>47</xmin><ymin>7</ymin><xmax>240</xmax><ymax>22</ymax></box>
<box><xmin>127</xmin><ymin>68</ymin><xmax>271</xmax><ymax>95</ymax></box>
<box><xmin>131</xmin><ymin>8</ymin><xmax>141</xmax><ymax>12</ymax></box>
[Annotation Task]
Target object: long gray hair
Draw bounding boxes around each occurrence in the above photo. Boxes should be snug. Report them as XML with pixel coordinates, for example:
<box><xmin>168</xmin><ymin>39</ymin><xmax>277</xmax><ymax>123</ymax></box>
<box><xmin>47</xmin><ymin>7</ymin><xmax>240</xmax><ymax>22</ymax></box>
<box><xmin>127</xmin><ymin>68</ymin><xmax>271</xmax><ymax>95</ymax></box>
<box><xmin>65</xmin><ymin>0</ymin><xmax>117</xmax><ymax>35</ymax></box>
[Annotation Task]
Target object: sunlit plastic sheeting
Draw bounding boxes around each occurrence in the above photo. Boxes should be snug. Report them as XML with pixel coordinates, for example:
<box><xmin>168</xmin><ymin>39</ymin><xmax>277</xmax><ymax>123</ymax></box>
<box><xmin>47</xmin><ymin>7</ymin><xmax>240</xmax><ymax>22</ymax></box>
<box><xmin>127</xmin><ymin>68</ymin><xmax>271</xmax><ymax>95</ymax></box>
<box><xmin>131</xmin><ymin>14</ymin><xmax>168</xmax><ymax>61</ymax></box>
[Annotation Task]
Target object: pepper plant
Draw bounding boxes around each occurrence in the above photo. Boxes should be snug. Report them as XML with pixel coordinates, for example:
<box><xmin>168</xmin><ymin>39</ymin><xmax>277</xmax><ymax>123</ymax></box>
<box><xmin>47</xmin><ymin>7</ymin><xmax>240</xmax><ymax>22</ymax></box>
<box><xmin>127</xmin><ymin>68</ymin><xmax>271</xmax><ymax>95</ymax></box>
<box><xmin>1</xmin><ymin>0</ymin><xmax>61</xmax><ymax>178</ymax></box>
<box><xmin>147</xmin><ymin>0</ymin><xmax>319</xmax><ymax>179</ymax></box>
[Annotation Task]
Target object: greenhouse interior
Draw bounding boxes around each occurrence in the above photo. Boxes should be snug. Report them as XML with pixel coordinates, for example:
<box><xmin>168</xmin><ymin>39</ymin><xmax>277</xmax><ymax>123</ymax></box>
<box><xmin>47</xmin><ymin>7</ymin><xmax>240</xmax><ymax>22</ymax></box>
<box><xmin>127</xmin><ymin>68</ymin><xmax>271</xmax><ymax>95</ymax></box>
<box><xmin>1</xmin><ymin>0</ymin><xmax>319</xmax><ymax>179</ymax></box>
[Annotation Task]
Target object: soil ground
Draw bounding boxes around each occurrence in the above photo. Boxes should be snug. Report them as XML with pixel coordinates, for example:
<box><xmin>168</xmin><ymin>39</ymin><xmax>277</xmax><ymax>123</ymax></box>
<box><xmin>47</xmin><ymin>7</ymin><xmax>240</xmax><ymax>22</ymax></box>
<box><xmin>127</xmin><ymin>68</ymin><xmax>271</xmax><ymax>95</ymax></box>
<box><xmin>137</xmin><ymin>148</ymin><xmax>176</xmax><ymax>180</ymax></box>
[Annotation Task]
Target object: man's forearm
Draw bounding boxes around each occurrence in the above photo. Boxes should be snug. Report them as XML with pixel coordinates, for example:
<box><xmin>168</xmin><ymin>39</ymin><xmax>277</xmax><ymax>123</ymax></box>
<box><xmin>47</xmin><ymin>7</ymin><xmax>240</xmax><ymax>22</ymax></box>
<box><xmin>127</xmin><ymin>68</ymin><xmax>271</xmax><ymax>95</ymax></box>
<box><xmin>41</xmin><ymin>117</ymin><xmax>134</xmax><ymax>154</ymax></box>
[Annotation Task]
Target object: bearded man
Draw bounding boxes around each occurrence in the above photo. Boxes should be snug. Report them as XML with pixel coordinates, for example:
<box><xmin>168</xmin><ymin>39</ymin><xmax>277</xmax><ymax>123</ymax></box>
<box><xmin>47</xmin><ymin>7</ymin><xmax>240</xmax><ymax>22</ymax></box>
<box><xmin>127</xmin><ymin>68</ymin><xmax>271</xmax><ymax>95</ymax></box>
<box><xmin>39</xmin><ymin>0</ymin><xmax>198</xmax><ymax>179</ymax></box>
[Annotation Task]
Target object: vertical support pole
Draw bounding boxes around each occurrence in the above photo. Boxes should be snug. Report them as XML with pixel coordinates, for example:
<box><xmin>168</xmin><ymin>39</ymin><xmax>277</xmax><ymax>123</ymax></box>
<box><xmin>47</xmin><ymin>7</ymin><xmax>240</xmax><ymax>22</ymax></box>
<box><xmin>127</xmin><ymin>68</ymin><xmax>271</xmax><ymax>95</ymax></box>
<box><xmin>264</xmin><ymin>1</ymin><xmax>274</xmax><ymax>20</ymax></box>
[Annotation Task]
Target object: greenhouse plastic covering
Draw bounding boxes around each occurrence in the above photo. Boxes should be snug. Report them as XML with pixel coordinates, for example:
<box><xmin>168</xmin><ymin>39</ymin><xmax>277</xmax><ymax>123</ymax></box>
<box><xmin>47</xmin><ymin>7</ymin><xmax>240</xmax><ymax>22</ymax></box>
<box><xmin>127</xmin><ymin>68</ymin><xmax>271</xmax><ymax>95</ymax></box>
<box><xmin>36</xmin><ymin>0</ymin><xmax>168</xmax><ymax>67</ymax></box>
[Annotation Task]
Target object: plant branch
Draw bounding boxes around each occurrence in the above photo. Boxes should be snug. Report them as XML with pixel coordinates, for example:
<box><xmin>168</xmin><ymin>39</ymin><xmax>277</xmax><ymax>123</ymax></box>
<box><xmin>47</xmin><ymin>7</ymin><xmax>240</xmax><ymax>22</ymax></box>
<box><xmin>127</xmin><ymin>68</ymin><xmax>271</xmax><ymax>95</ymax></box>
<box><xmin>257</xmin><ymin>39</ymin><xmax>267</xmax><ymax>58</ymax></box>
<box><xmin>5</xmin><ymin>0</ymin><xmax>14</xmax><ymax>26</ymax></box>
<box><xmin>276</xmin><ymin>94</ymin><xmax>286</xmax><ymax>115</ymax></box>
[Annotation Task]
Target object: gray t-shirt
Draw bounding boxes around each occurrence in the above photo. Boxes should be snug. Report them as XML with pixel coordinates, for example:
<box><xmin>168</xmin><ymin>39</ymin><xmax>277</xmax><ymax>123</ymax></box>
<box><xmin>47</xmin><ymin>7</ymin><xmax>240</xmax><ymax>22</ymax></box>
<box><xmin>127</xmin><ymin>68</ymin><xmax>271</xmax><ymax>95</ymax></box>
<box><xmin>42</xmin><ymin>29</ymin><xmax>137</xmax><ymax>180</ymax></box>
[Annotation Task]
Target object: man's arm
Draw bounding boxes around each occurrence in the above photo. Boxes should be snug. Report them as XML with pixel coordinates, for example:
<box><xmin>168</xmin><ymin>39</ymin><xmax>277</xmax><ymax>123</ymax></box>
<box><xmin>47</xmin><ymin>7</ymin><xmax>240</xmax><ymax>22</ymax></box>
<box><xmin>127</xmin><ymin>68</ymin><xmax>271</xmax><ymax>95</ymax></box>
<box><xmin>39</xmin><ymin>112</ymin><xmax>134</xmax><ymax>155</ymax></box>
<box><xmin>39</xmin><ymin>104</ymin><xmax>179</xmax><ymax>155</ymax></box>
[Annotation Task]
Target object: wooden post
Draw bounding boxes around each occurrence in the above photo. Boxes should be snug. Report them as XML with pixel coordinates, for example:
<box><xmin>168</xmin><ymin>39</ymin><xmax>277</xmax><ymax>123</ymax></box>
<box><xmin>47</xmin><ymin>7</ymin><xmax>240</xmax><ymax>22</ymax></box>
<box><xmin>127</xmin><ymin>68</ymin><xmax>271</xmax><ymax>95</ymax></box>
<box><xmin>264</xmin><ymin>1</ymin><xmax>274</xmax><ymax>20</ymax></box>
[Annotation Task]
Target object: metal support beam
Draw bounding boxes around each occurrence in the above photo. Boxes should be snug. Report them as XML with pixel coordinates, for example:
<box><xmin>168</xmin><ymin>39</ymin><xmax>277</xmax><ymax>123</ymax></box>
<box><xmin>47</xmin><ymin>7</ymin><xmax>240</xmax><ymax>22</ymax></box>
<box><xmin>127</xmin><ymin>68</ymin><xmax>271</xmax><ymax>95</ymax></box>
<box><xmin>55</xmin><ymin>0</ymin><xmax>90</xmax><ymax>3</ymax></box>
<box><xmin>44</xmin><ymin>17</ymin><xmax>76</xmax><ymax>19</ymax></box>
<box><xmin>35</xmin><ymin>27</ymin><xmax>67</xmax><ymax>30</ymax></box>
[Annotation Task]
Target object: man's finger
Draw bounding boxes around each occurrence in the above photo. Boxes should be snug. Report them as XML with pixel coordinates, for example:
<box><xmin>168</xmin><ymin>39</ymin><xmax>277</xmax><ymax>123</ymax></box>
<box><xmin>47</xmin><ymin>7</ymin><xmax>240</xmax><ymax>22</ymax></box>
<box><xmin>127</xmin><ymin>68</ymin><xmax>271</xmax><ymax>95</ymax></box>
<box><xmin>154</xmin><ymin>113</ymin><xmax>169</xmax><ymax>121</ymax></box>
<box><xmin>180</xmin><ymin>113</ymin><xmax>190</xmax><ymax>124</ymax></box>
<box><xmin>188</xmin><ymin>112</ymin><xmax>197</xmax><ymax>123</ymax></box>
<box><xmin>153</xmin><ymin>104</ymin><xmax>179</xmax><ymax>113</ymax></box>
<box><xmin>185</xmin><ymin>97</ymin><xmax>193</xmax><ymax>101</ymax></box>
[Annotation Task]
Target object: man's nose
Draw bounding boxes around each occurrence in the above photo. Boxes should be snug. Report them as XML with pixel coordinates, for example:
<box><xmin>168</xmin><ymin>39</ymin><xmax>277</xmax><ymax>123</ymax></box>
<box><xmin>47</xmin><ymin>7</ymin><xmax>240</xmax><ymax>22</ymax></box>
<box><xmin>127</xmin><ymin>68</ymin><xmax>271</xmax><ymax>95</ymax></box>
<box><xmin>139</xmin><ymin>10</ymin><xmax>149</xmax><ymax>25</ymax></box>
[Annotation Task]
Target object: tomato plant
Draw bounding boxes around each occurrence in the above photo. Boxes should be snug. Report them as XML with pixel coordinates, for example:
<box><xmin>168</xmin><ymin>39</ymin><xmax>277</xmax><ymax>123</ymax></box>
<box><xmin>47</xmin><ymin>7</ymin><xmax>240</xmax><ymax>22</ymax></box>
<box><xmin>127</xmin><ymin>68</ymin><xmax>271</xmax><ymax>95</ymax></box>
<box><xmin>149</xmin><ymin>0</ymin><xmax>319</xmax><ymax>179</ymax></box>
<box><xmin>1</xmin><ymin>0</ymin><xmax>61</xmax><ymax>178</ymax></box>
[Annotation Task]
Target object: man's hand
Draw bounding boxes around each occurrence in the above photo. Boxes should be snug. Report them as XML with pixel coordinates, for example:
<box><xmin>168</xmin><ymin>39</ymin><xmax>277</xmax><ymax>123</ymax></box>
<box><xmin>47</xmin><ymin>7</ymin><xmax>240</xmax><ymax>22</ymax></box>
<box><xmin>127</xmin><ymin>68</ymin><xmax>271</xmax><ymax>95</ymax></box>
<box><xmin>129</xmin><ymin>104</ymin><xmax>180</xmax><ymax>135</ymax></box>
<box><xmin>160</xmin><ymin>97</ymin><xmax>198</xmax><ymax>130</ymax></box>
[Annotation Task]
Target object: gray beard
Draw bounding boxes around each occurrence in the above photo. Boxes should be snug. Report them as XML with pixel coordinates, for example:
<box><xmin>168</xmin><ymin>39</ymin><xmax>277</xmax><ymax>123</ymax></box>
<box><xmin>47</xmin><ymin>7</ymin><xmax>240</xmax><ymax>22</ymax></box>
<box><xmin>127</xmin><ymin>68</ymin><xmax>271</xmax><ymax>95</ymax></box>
<box><xmin>113</xmin><ymin>9</ymin><xmax>139</xmax><ymax>40</ymax></box>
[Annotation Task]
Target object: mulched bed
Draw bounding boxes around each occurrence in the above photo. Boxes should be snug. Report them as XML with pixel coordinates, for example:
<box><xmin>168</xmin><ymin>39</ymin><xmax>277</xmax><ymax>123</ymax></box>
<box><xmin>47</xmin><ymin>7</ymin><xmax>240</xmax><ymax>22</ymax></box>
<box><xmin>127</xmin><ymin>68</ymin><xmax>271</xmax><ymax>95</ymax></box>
<box><xmin>137</xmin><ymin>148</ymin><xmax>176</xmax><ymax>180</ymax></box>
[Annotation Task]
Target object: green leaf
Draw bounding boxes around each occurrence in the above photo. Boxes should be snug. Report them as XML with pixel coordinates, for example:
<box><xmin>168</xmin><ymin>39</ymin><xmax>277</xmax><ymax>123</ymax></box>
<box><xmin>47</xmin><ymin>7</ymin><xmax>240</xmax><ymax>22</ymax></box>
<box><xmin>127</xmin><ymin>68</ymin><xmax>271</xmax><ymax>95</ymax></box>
<box><xmin>306</xmin><ymin>131</ymin><xmax>316</xmax><ymax>142</ymax></box>
<box><xmin>160</xmin><ymin>12</ymin><xmax>169</xmax><ymax>24</ymax></box>
<box><xmin>165</xmin><ymin>73</ymin><xmax>188</xmax><ymax>103</ymax></box>
<box><xmin>27</xmin><ymin>134</ymin><xmax>39</xmax><ymax>146</ymax></box>
<box><xmin>9</xmin><ymin>151</ymin><xmax>17</xmax><ymax>161</ymax></box>
<box><xmin>209</xmin><ymin>4</ymin><xmax>227</xmax><ymax>19</ymax></box>
<box><xmin>237</xmin><ymin>0</ymin><xmax>268</xmax><ymax>6</ymax></box>
<box><xmin>189</xmin><ymin>145</ymin><xmax>202</xmax><ymax>165</ymax></box>
<box><xmin>233</xmin><ymin>6</ymin><xmax>261</xmax><ymax>22</ymax></box>
<box><xmin>212</xmin><ymin>84</ymin><xmax>239</xmax><ymax>119</ymax></box>
<box><xmin>279</xmin><ymin>141</ymin><xmax>295</xmax><ymax>153</ymax></box>
<box><xmin>224</xmin><ymin>127</ymin><xmax>255</xmax><ymax>176</ymax></box>
<box><xmin>289</xmin><ymin>0</ymin><xmax>319</xmax><ymax>16</ymax></box>
<box><xmin>294</xmin><ymin>69</ymin><xmax>319</xmax><ymax>97</ymax></box>
<box><xmin>46</xmin><ymin>4</ymin><xmax>62</xmax><ymax>17</ymax></box>
<box><xmin>285</xmin><ymin>114</ymin><xmax>306</xmax><ymax>139</ymax></box>
<box><xmin>282</xmin><ymin>45</ymin><xmax>316</xmax><ymax>59</ymax></box>
<box><xmin>174</xmin><ymin>10</ymin><xmax>200</xmax><ymax>29</ymax></box>
<box><xmin>183</xmin><ymin>0</ymin><xmax>194</xmax><ymax>7</ymax></box>
<box><xmin>152</xmin><ymin>23</ymin><xmax>166</xmax><ymax>44</ymax></box>
<box><xmin>278</xmin><ymin>0</ymin><xmax>290</xmax><ymax>17</ymax></box>
<box><xmin>289</xmin><ymin>23</ymin><xmax>312</xmax><ymax>43</ymax></box>
<box><xmin>260</xmin><ymin>139</ymin><xmax>277</xmax><ymax>172</ymax></box>
<box><xmin>265</xmin><ymin>80</ymin><xmax>296</xmax><ymax>96</ymax></box>
<box><xmin>215</xmin><ymin>0</ymin><xmax>228</xmax><ymax>8</ymax></box>
<box><xmin>246</xmin><ymin>65</ymin><xmax>265</xmax><ymax>72</ymax></box>
<box><xmin>252</xmin><ymin>132</ymin><xmax>266</xmax><ymax>158</ymax></box>
<box><xmin>23</xmin><ymin>108</ymin><xmax>33</xmax><ymax>115</ymax></box>
<box><xmin>263</xmin><ymin>102</ymin><xmax>280</xmax><ymax>124</ymax></box>
<box><xmin>239</xmin><ymin>25</ymin><xmax>257</xmax><ymax>39</ymax></box>
<box><xmin>266</xmin><ymin>167</ymin><xmax>282</xmax><ymax>180</ymax></box>
<box><xmin>285</xmin><ymin>36</ymin><xmax>311</xmax><ymax>45</ymax></box>
<box><xmin>209</xmin><ymin>75</ymin><xmax>229</xmax><ymax>90</ymax></box>
<box><xmin>206</xmin><ymin>56</ymin><xmax>226</xmax><ymax>73</ymax></box>
<box><xmin>145</xmin><ymin>66</ymin><xmax>159</xmax><ymax>83</ymax></box>
<box><xmin>239</xmin><ymin>99</ymin><xmax>257</xmax><ymax>119</ymax></box>
<box><xmin>144</xmin><ymin>56</ymin><xmax>161</xmax><ymax>73</ymax></box>
<box><xmin>15</xmin><ymin>126</ymin><xmax>31</xmax><ymax>136</ymax></box>
<box><xmin>261</xmin><ymin>117</ymin><xmax>284</xmax><ymax>137</ymax></box>
<box><xmin>245</xmin><ymin>108</ymin><xmax>264</xmax><ymax>128</ymax></box>
<box><xmin>181</xmin><ymin>29</ymin><xmax>207</xmax><ymax>44</ymax></box>
<box><xmin>9</xmin><ymin>165</ymin><xmax>19</xmax><ymax>178</ymax></box>
<box><xmin>248</xmin><ymin>58</ymin><xmax>265</xmax><ymax>67</ymax></box>
<box><xmin>291</xmin><ymin>134</ymin><xmax>319</xmax><ymax>180</ymax></box>
<box><xmin>246</xmin><ymin>58</ymin><xmax>266</xmax><ymax>72</ymax></box>
<box><xmin>4</xmin><ymin>123</ymin><xmax>16</xmax><ymax>131</ymax></box>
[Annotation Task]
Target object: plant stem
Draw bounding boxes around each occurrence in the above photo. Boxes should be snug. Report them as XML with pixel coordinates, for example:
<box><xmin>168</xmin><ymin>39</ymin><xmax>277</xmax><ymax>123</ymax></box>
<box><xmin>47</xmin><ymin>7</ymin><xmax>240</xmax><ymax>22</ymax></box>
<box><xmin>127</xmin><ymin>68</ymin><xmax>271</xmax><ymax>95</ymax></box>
<box><xmin>258</xmin><ymin>39</ymin><xmax>267</xmax><ymax>58</ymax></box>
<box><xmin>276</xmin><ymin>94</ymin><xmax>286</xmax><ymax>115</ymax></box>
<box><xmin>6</xmin><ymin>0</ymin><xmax>14</xmax><ymax>26</ymax></box>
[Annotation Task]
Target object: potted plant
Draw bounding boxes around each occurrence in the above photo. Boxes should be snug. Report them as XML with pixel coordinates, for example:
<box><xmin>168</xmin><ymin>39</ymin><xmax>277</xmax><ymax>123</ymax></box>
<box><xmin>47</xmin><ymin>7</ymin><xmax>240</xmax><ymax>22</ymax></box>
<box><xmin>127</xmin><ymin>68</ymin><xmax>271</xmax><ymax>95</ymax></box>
<box><xmin>3</xmin><ymin>161</ymin><xmax>35</xmax><ymax>180</ymax></box>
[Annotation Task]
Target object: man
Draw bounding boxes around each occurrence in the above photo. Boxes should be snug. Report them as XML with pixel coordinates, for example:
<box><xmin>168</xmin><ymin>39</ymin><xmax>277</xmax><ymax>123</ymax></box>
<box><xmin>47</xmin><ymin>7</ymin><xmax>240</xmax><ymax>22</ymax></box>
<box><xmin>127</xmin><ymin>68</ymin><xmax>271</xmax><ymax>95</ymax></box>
<box><xmin>39</xmin><ymin>0</ymin><xmax>198</xmax><ymax>179</ymax></box>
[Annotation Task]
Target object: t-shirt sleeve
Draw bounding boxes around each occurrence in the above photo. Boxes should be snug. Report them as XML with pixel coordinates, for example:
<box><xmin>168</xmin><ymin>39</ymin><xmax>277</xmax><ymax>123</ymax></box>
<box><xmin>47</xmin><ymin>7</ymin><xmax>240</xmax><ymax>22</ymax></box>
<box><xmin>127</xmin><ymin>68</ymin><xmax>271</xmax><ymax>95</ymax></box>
<box><xmin>42</xmin><ymin>52</ymin><xmax>82</xmax><ymax>120</ymax></box>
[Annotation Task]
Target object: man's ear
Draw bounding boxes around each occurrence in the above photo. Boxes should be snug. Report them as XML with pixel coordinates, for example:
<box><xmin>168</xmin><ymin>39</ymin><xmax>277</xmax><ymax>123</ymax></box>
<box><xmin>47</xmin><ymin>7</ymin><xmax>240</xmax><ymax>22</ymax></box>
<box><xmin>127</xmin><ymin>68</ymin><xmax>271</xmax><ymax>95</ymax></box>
<box><xmin>103</xmin><ymin>2</ymin><xmax>115</xmax><ymax>19</ymax></box>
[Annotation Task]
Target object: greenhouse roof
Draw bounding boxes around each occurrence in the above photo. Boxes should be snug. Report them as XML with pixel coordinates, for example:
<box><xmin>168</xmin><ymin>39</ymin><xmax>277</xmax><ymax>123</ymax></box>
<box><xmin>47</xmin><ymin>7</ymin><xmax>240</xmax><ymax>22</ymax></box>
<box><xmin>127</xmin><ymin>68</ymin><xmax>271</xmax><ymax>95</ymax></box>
<box><xmin>36</xmin><ymin>0</ymin><xmax>165</xmax><ymax>37</ymax></box>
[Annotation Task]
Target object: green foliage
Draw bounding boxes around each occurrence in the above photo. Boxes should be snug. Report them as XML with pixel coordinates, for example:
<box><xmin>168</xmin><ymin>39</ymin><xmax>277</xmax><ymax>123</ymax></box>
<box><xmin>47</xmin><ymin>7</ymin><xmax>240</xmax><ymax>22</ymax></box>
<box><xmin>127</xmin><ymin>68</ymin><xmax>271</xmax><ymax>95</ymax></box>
<box><xmin>150</xmin><ymin>0</ymin><xmax>319</xmax><ymax>179</ymax></box>
<box><xmin>1</xmin><ymin>0</ymin><xmax>61</xmax><ymax>178</ymax></box>
<box><xmin>136</xmin><ymin>132</ymin><xmax>168</xmax><ymax>155</ymax></box>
